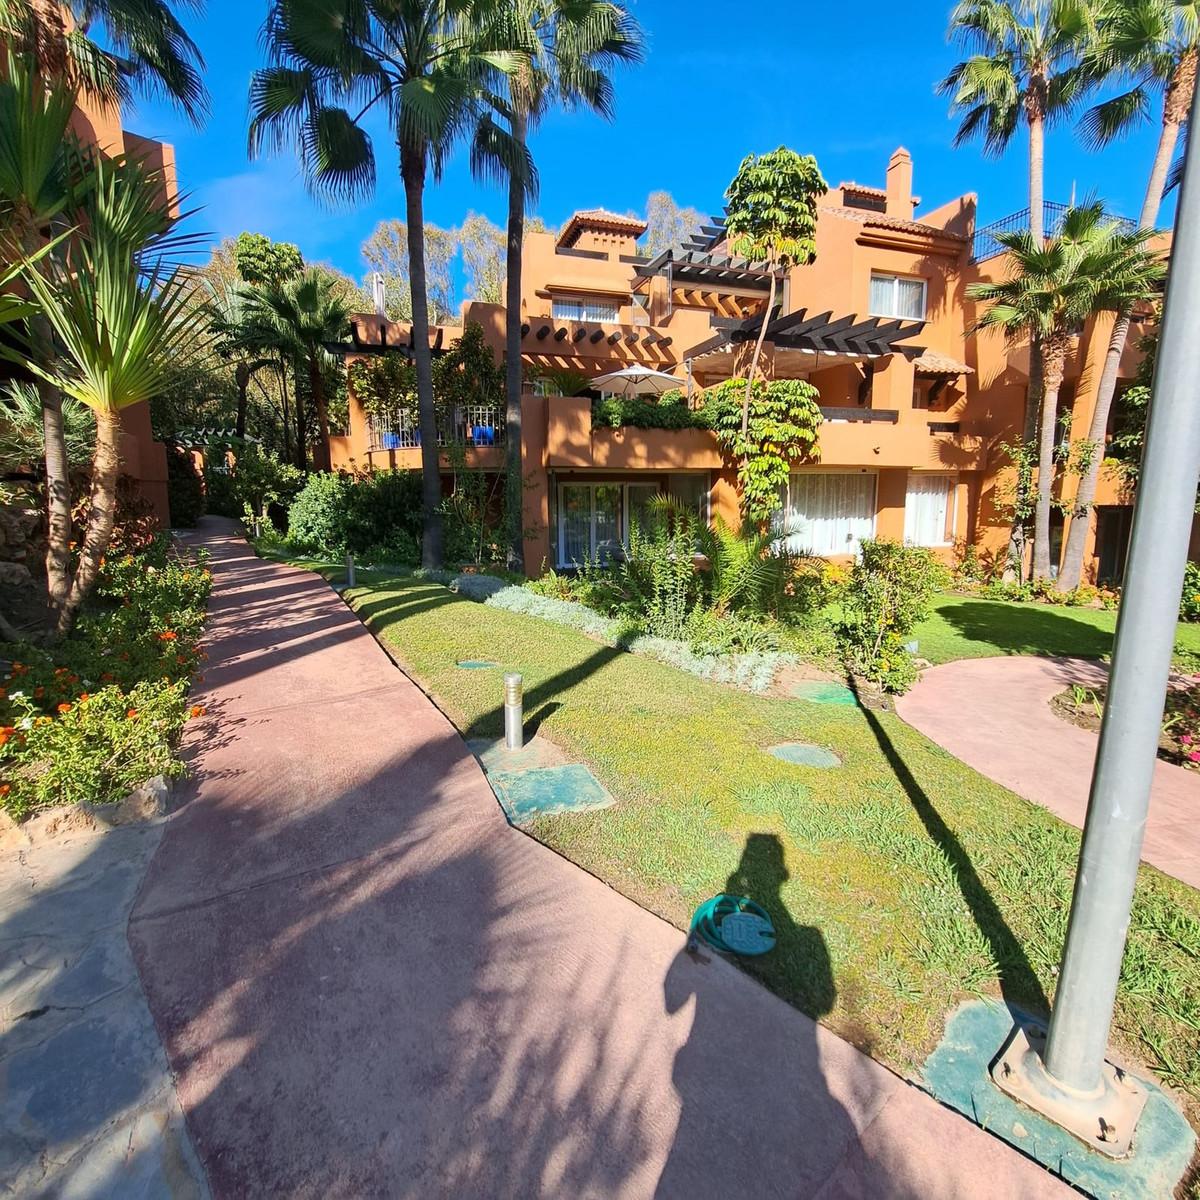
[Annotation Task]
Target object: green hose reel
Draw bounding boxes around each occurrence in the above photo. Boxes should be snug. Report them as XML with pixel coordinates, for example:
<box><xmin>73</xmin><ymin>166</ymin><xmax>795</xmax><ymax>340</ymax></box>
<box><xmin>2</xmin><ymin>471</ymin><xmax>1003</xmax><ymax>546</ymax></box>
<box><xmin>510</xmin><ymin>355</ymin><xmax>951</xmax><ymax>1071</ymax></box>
<box><xmin>689</xmin><ymin>894</ymin><xmax>776</xmax><ymax>956</ymax></box>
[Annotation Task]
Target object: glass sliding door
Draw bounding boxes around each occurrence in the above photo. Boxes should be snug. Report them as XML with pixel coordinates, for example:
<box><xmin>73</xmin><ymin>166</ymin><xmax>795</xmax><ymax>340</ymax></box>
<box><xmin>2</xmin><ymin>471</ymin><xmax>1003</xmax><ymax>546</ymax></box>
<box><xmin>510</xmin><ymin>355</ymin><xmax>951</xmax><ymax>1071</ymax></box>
<box><xmin>903</xmin><ymin>474</ymin><xmax>955</xmax><ymax>546</ymax></box>
<box><xmin>557</xmin><ymin>483</ymin><xmax>624</xmax><ymax>566</ymax></box>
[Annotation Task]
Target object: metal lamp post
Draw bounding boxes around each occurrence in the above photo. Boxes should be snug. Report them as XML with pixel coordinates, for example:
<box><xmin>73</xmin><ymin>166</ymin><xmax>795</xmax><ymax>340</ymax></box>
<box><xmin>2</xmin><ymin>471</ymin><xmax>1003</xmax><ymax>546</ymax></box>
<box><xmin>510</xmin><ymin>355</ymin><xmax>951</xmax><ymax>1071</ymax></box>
<box><xmin>991</xmin><ymin>83</ymin><xmax>1200</xmax><ymax>1155</ymax></box>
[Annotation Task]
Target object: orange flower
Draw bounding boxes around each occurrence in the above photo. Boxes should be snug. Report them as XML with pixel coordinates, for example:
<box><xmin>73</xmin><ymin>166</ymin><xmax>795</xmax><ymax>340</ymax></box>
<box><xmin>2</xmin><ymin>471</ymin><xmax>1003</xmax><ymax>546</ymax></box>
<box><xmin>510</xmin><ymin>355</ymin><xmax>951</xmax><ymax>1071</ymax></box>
<box><xmin>0</xmin><ymin>784</ymin><xmax>10</xmax><ymax>797</ymax></box>
<box><xmin>189</xmin><ymin>705</ymin><xmax>205</xmax><ymax>719</ymax></box>
<box><xmin>33</xmin><ymin>687</ymin><xmax>44</xmax><ymax>699</ymax></box>
<box><xmin>56</xmin><ymin>702</ymin><xmax>71</xmax><ymax>715</ymax></box>
<box><xmin>158</xmin><ymin>631</ymin><xmax>178</xmax><ymax>642</ymax></box>
<box><xmin>0</xmin><ymin>728</ymin><xmax>11</xmax><ymax>747</ymax></box>
<box><xmin>10</xmin><ymin>663</ymin><xmax>26</xmax><ymax>676</ymax></box>
<box><xmin>78</xmin><ymin>693</ymin><xmax>90</xmax><ymax>703</ymax></box>
<box><xmin>126</xmin><ymin>708</ymin><xmax>138</xmax><ymax>720</ymax></box>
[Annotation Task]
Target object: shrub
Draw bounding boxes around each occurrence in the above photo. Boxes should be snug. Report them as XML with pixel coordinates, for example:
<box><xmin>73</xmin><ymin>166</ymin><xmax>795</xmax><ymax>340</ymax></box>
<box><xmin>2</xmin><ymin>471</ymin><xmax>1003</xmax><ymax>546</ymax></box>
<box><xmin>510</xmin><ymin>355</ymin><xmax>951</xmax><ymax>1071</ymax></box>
<box><xmin>165</xmin><ymin>446</ymin><xmax>205</xmax><ymax>527</ymax></box>
<box><xmin>286</xmin><ymin>472</ymin><xmax>355</xmax><ymax>557</ymax></box>
<box><xmin>592</xmin><ymin>392</ymin><xmax>709</xmax><ymax>431</ymax></box>
<box><xmin>287</xmin><ymin>470</ymin><xmax>424</xmax><ymax>564</ymax></box>
<box><xmin>0</xmin><ymin>538</ymin><xmax>210</xmax><ymax>819</ymax></box>
<box><xmin>209</xmin><ymin>447</ymin><xmax>304</xmax><ymax>531</ymax></box>
<box><xmin>837</xmin><ymin>539</ymin><xmax>948</xmax><ymax>692</ymax></box>
<box><xmin>1181</xmin><ymin>562</ymin><xmax>1200</xmax><ymax>622</ymax></box>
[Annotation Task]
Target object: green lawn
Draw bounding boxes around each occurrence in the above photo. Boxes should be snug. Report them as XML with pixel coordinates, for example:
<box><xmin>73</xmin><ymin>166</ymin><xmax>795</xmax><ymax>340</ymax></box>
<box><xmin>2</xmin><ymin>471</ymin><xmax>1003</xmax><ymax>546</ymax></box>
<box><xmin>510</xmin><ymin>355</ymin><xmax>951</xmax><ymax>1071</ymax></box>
<box><xmin>916</xmin><ymin>594</ymin><xmax>1200</xmax><ymax>666</ymax></box>
<box><xmin>327</xmin><ymin>566</ymin><xmax>1200</xmax><ymax>1105</ymax></box>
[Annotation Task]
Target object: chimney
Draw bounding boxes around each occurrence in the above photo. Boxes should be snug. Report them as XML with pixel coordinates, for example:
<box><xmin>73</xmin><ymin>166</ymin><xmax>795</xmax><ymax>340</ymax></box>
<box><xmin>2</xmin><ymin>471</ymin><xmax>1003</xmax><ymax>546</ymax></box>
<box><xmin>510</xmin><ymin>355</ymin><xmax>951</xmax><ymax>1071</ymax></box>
<box><xmin>371</xmin><ymin>271</ymin><xmax>386</xmax><ymax>316</ymax></box>
<box><xmin>885</xmin><ymin>147</ymin><xmax>914</xmax><ymax>217</ymax></box>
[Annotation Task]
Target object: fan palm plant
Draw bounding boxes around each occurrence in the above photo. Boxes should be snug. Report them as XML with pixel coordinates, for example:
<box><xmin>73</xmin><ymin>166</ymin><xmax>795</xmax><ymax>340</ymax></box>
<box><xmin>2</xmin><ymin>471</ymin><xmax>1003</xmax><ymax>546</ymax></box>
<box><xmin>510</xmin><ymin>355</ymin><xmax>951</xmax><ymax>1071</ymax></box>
<box><xmin>0</xmin><ymin>54</ymin><xmax>83</xmax><ymax>613</ymax></box>
<box><xmin>242</xmin><ymin>270</ymin><xmax>349</xmax><ymax>470</ymax></box>
<box><xmin>15</xmin><ymin>153</ymin><xmax>212</xmax><ymax>634</ymax></box>
<box><xmin>202</xmin><ymin>280</ymin><xmax>280</xmax><ymax>440</ymax></box>
<box><xmin>967</xmin><ymin>204</ymin><xmax>1165</xmax><ymax>580</ymax></box>
<box><xmin>248</xmin><ymin>0</ymin><xmax>531</xmax><ymax>568</ymax></box>
<box><xmin>470</xmin><ymin>0</ymin><xmax>642</xmax><ymax>570</ymax></box>
<box><xmin>1057</xmin><ymin>0</ymin><xmax>1198</xmax><ymax>590</ymax></box>
<box><xmin>940</xmin><ymin>0</ymin><xmax>1097</xmax><ymax>576</ymax></box>
<box><xmin>0</xmin><ymin>0</ymin><xmax>208</xmax><ymax>122</ymax></box>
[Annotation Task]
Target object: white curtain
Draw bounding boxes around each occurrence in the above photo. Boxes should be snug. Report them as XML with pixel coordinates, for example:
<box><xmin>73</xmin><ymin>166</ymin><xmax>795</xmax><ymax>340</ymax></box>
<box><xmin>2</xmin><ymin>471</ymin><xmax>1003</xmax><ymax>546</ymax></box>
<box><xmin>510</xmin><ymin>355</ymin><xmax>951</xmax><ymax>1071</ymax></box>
<box><xmin>869</xmin><ymin>274</ymin><xmax>926</xmax><ymax>321</ymax></box>
<box><xmin>552</xmin><ymin>297</ymin><xmax>619</xmax><ymax>322</ymax></box>
<box><xmin>904</xmin><ymin>474</ymin><xmax>954</xmax><ymax>546</ymax></box>
<box><xmin>780</xmin><ymin>473</ymin><xmax>876</xmax><ymax>556</ymax></box>
<box><xmin>869</xmin><ymin>275</ymin><xmax>893</xmax><ymax>317</ymax></box>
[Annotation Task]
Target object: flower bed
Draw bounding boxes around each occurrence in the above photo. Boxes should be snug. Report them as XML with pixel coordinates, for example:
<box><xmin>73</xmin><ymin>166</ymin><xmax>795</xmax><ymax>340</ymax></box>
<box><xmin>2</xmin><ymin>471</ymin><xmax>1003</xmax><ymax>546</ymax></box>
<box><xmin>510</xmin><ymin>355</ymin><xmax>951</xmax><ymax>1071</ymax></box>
<box><xmin>1051</xmin><ymin>678</ymin><xmax>1200</xmax><ymax>771</ymax></box>
<box><xmin>0</xmin><ymin>538</ymin><xmax>211</xmax><ymax>818</ymax></box>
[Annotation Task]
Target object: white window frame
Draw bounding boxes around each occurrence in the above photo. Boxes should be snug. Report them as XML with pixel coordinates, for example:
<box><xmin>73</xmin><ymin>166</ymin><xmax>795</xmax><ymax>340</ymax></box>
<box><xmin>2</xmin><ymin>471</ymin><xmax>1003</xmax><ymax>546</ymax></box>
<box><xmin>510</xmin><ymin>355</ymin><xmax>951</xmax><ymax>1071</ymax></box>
<box><xmin>903</xmin><ymin>473</ymin><xmax>957</xmax><ymax>547</ymax></box>
<box><xmin>778</xmin><ymin>471</ymin><xmax>877</xmax><ymax>558</ymax></box>
<box><xmin>623</xmin><ymin>475</ymin><xmax>710</xmax><ymax>546</ymax></box>
<box><xmin>869</xmin><ymin>272</ymin><xmax>927</xmax><ymax>321</ymax></box>
<box><xmin>551</xmin><ymin>295</ymin><xmax>620</xmax><ymax>323</ymax></box>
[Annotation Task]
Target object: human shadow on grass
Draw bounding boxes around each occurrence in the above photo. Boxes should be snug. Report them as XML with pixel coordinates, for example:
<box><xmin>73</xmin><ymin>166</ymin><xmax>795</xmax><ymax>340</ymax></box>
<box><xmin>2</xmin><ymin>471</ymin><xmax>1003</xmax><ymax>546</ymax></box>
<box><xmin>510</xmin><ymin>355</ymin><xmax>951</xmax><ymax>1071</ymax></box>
<box><xmin>935</xmin><ymin>599</ymin><xmax>1113</xmax><ymax>661</ymax></box>
<box><xmin>858</xmin><ymin>703</ymin><xmax>1050</xmax><ymax>1016</ymax></box>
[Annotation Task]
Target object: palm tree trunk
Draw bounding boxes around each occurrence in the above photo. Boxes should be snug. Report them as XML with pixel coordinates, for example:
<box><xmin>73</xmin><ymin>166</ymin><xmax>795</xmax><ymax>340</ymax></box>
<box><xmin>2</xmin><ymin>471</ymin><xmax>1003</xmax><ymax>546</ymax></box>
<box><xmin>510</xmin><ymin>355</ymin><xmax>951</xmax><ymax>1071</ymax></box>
<box><xmin>503</xmin><ymin>113</ymin><xmax>526</xmax><ymax>573</ymax></box>
<box><xmin>402</xmin><ymin>142</ymin><xmax>444</xmax><ymax>570</ymax></box>
<box><xmin>235</xmin><ymin>363</ymin><xmax>250</xmax><ymax>439</ymax></box>
<box><xmin>1028</xmin><ymin>106</ymin><xmax>1045</xmax><ymax>244</ymax></box>
<box><xmin>293</xmin><ymin>355</ymin><xmax>308</xmax><ymax>471</ymax></box>
<box><xmin>310</xmin><ymin>355</ymin><xmax>331</xmax><ymax>472</ymax></box>
<box><xmin>40</xmin><ymin>379</ymin><xmax>73</xmax><ymax>610</ymax></box>
<box><xmin>55</xmin><ymin>408</ymin><xmax>121</xmax><ymax>636</ymax></box>
<box><xmin>1032</xmin><ymin>339</ymin><xmax>1066</xmax><ymax>581</ymax></box>
<box><xmin>278</xmin><ymin>356</ymin><xmax>293</xmax><ymax>465</ymax></box>
<box><xmin>1056</xmin><ymin>53</ymin><xmax>1194</xmax><ymax>592</ymax></box>
<box><xmin>742</xmin><ymin>270</ymin><xmax>777</xmax><ymax>439</ymax></box>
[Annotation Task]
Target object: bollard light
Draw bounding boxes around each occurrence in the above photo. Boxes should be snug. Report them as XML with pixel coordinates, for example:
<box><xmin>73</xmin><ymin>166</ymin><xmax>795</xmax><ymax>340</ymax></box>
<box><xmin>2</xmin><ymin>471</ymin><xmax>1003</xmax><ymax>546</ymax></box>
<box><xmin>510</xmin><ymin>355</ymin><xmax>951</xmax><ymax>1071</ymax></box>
<box><xmin>503</xmin><ymin>672</ymin><xmax>524</xmax><ymax>751</ymax></box>
<box><xmin>345</xmin><ymin>553</ymin><xmax>356</xmax><ymax>588</ymax></box>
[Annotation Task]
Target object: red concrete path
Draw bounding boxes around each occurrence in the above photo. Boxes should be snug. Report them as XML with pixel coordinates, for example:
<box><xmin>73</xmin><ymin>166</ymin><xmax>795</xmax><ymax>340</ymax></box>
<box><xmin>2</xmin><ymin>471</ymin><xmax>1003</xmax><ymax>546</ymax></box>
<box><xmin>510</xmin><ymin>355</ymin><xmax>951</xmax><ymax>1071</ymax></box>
<box><xmin>898</xmin><ymin>656</ymin><xmax>1200</xmax><ymax>890</ymax></box>
<box><xmin>130</xmin><ymin>521</ymin><xmax>1071</xmax><ymax>1198</ymax></box>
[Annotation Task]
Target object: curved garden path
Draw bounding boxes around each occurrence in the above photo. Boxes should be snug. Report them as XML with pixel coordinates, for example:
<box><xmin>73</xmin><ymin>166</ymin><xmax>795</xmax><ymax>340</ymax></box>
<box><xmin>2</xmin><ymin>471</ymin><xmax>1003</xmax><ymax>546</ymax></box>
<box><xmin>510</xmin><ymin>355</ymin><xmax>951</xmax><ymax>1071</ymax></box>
<box><xmin>125</xmin><ymin>519</ymin><xmax>1069</xmax><ymax>1199</ymax></box>
<box><xmin>897</xmin><ymin>656</ymin><xmax>1200</xmax><ymax>890</ymax></box>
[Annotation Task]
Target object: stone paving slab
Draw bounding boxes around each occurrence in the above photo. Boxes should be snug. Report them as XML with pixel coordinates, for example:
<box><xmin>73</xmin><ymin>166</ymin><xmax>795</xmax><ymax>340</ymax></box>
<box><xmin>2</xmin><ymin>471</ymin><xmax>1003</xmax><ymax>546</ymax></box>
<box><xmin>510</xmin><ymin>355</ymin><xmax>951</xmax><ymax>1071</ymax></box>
<box><xmin>0</xmin><ymin>824</ymin><xmax>208</xmax><ymax>1199</ymax></box>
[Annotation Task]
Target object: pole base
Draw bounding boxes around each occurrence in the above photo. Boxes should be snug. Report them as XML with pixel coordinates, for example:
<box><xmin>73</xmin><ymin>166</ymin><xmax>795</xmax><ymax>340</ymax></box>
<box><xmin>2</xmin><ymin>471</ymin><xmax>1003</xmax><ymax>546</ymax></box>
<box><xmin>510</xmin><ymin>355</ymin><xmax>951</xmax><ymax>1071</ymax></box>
<box><xmin>991</xmin><ymin>1023</ymin><xmax>1148</xmax><ymax>1158</ymax></box>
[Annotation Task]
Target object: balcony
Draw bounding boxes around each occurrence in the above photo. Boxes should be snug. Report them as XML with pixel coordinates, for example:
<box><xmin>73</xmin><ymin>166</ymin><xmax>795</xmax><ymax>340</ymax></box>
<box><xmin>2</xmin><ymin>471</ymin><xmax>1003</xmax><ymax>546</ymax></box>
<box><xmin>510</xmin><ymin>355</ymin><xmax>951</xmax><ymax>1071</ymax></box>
<box><xmin>973</xmin><ymin>201</ymin><xmax>1133</xmax><ymax>262</ymax></box>
<box><xmin>368</xmin><ymin>405</ymin><xmax>506</xmax><ymax>452</ymax></box>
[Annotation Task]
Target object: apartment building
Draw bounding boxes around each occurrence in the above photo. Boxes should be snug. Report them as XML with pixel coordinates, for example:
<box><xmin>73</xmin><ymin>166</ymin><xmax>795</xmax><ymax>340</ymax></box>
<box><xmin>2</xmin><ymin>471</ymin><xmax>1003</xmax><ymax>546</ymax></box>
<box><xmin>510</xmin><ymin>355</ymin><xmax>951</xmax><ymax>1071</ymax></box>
<box><xmin>334</xmin><ymin>147</ymin><xmax>1151</xmax><ymax>581</ymax></box>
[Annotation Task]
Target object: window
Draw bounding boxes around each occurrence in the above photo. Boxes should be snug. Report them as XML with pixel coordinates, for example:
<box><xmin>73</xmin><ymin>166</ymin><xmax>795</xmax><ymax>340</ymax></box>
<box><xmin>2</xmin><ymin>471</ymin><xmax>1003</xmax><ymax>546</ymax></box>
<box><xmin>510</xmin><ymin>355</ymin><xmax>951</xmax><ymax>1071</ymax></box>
<box><xmin>625</xmin><ymin>475</ymin><xmax>710</xmax><ymax>545</ymax></box>
<box><xmin>904</xmin><ymin>474</ymin><xmax>956</xmax><ymax>546</ymax></box>
<box><xmin>558</xmin><ymin>484</ymin><xmax>623</xmax><ymax>565</ymax></box>
<box><xmin>869</xmin><ymin>273</ymin><xmax>927</xmax><ymax>321</ymax></box>
<box><xmin>778</xmin><ymin>472</ymin><xmax>876</xmax><ymax>557</ymax></box>
<box><xmin>551</xmin><ymin>296</ymin><xmax>620</xmax><ymax>323</ymax></box>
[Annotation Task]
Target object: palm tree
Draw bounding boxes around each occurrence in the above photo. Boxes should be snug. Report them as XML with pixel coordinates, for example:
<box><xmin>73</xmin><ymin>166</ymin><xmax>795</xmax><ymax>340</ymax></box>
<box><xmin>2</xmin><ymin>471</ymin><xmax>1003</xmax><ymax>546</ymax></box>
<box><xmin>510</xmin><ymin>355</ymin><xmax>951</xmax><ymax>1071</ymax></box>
<box><xmin>1</xmin><ymin>0</ymin><xmax>208</xmax><ymax>122</ymax></box>
<box><xmin>967</xmin><ymin>204</ymin><xmax>1165</xmax><ymax>580</ymax></box>
<box><xmin>202</xmin><ymin>281</ymin><xmax>279</xmax><ymax>439</ymax></box>
<box><xmin>1057</xmin><ymin>0</ymin><xmax>1198</xmax><ymax>590</ymax></box>
<box><xmin>723</xmin><ymin>147</ymin><xmax>827</xmax><ymax>440</ymax></box>
<box><xmin>243</xmin><ymin>270</ymin><xmax>350</xmax><ymax>471</ymax></box>
<box><xmin>0</xmin><ymin>56</ymin><xmax>82</xmax><ymax>615</ymax></box>
<box><xmin>248</xmin><ymin>0</ymin><xmax>531</xmax><ymax>569</ymax></box>
<box><xmin>16</xmin><ymin>154</ymin><xmax>212</xmax><ymax>634</ymax></box>
<box><xmin>940</xmin><ymin>0</ymin><xmax>1096</xmax><ymax>576</ymax></box>
<box><xmin>470</xmin><ymin>0</ymin><xmax>642</xmax><ymax>571</ymax></box>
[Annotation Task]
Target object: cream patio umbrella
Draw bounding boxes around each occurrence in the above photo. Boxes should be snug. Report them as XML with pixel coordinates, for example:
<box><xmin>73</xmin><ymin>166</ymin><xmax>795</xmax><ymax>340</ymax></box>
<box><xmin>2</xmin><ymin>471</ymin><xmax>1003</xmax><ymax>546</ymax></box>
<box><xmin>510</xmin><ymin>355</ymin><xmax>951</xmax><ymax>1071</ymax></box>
<box><xmin>589</xmin><ymin>365</ymin><xmax>683</xmax><ymax>396</ymax></box>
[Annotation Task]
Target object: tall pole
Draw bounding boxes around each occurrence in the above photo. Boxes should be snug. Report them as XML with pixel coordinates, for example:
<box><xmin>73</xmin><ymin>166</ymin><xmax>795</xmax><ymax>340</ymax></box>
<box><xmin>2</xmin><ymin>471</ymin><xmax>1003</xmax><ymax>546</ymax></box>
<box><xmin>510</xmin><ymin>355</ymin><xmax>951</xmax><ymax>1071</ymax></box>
<box><xmin>1042</xmin><ymin>83</ymin><xmax>1200</xmax><ymax>1094</ymax></box>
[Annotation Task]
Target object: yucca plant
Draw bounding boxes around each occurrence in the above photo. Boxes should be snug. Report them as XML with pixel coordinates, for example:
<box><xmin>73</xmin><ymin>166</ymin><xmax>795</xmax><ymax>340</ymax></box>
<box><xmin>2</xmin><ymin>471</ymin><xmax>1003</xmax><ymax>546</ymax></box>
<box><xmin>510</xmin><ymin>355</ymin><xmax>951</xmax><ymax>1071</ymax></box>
<box><xmin>16</xmin><ymin>154</ymin><xmax>211</xmax><ymax>634</ymax></box>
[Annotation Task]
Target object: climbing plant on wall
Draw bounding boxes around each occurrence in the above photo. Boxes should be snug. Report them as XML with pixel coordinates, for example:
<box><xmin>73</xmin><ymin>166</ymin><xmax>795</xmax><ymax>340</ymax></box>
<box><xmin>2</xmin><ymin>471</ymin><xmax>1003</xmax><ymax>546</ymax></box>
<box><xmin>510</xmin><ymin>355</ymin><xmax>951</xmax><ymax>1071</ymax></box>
<box><xmin>348</xmin><ymin>352</ymin><xmax>417</xmax><ymax>425</ymax></box>
<box><xmin>701</xmin><ymin>378</ymin><xmax>822</xmax><ymax>522</ymax></box>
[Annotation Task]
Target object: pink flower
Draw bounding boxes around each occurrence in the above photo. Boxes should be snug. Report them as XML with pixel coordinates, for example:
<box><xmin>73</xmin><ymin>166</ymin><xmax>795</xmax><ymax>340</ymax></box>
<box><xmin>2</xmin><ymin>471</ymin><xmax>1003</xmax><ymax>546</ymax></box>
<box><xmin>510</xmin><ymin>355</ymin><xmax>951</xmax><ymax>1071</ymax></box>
<box><xmin>1189</xmin><ymin>751</ymin><xmax>1200</xmax><ymax>763</ymax></box>
<box><xmin>1182</xmin><ymin>735</ymin><xmax>1193</xmax><ymax>745</ymax></box>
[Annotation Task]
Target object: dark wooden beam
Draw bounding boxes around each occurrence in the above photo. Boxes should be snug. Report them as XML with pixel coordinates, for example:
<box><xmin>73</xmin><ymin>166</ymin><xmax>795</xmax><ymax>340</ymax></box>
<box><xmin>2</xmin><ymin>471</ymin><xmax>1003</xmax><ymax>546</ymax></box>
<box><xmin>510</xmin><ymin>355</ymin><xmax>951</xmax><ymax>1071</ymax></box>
<box><xmin>572</xmin><ymin>326</ymin><xmax>587</xmax><ymax>343</ymax></box>
<box><xmin>657</xmin><ymin>335</ymin><xmax>673</xmax><ymax>349</ymax></box>
<box><xmin>607</xmin><ymin>331</ymin><xmax>621</xmax><ymax>345</ymax></box>
<box><xmin>624</xmin><ymin>332</ymin><xmax>639</xmax><ymax>344</ymax></box>
<box><xmin>536</xmin><ymin>324</ymin><xmax>551</xmax><ymax>340</ymax></box>
<box><xmin>520</xmin><ymin>322</ymin><xmax>530</xmax><ymax>337</ymax></box>
<box><xmin>589</xmin><ymin>328</ymin><xmax>605</xmax><ymax>343</ymax></box>
<box><xmin>554</xmin><ymin>326</ymin><xmax>568</xmax><ymax>341</ymax></box>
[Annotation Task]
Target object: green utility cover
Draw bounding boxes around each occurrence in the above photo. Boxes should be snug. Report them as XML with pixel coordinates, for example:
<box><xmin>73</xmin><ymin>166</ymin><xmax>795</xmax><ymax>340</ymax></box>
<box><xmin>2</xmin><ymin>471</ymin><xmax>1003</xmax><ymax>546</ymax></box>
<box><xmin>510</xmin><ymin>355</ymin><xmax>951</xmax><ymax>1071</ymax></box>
<box><xmin>490</xmin><ymin>763</ymin><xmax>614</xmax><ymax>823</ymax></box>
<box><xmin>790</xmin><ymin>680</ymin><xmax>858</xmax><ymax>706</ymax></box>
<box><xmin>769</xmin><ymin>743</ymin><xmax>841</xmax><ymax>768</ymax></box>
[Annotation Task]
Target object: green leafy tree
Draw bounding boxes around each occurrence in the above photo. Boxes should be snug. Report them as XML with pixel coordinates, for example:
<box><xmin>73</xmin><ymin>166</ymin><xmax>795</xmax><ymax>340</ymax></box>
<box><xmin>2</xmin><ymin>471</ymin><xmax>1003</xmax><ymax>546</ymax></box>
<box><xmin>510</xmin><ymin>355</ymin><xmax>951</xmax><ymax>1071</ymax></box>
<box><xmin>723</xmin><ymin>148</ymin><xmax>826</xmax><ymax>440</ymax></box>
<box><xmin>967</xmin><ymin>204</ymin><xmax>1164</xmax><ymax>581</ymax></box>
<box><xmin>458</xmin><ymin>211</ymin><xmax>506</xmax><ymax>303</ymax></box>
<box><xmin>233</xmin><ymin>232</ymin><xmax>303</xmax><ymax>286</ymax></box>
<box><xmin>243</xmin><ymin>268</ymin><xmax>350</xmax><ymax>471</ymax></box>
<box><xmin>249</xmin><ymin>0</ymin><xmax>530</xmax><ymax>569</ymax></box>
<box><xmin>940</xmin><ymin>0</ymin><xmax>1096</xmax><ymax>575</ymax></box>
<box><xmin>203</xmin><ymin>282</ymin><xmax>278</xmax><ymax>438</ymax></box>
<box><xmin>1057</xmin><ymin>0</ymin><xmax>1199</xmax><ymax>590</ymax></box>
<box><xmin>361</xmin><ymin>218</ymin><xmax>457</xmax><ymax>322</ymax></box>
<box><xmin>702</xmin><ymin>377</ymin><xmax>822</xmax><ymax>523</ymax></box>
<box><xmin>16</xmin><ymin>154</ymin><xmax>213</xmax><ymax>633</ymax></box>
<box><xmin>641</xmin><ymin>190</ymin><xmax>704</xmax><ymax>258</ymax></box>
<box><xmin>470</xmin><ymin>0</ymin><xmax>642</xmax><ymax>570</ymax></box>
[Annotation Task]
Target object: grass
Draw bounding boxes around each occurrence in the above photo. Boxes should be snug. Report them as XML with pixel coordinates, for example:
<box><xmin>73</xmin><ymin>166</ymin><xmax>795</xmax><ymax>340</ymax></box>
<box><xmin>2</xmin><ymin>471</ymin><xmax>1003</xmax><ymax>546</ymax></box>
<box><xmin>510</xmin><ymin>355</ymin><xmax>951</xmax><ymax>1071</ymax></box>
<box><xmin>916</xmin><ymin>594</ymin><xmax>1200</xmax><ymax>666</ymax></box>
<box><xmin>319</xmin><ymin>564</ymin><xmax>1200</xmax><ymax>1108</ymax></box>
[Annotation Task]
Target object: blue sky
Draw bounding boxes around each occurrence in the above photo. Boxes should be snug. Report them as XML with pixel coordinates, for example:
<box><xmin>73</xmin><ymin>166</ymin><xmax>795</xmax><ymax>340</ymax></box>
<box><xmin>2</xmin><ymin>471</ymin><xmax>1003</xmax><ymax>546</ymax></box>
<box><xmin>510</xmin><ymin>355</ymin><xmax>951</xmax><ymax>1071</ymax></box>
<box><xmin>126</xmin><ymin>0</ymin><xmax>1175</xmax><ymax>283</ymax></box>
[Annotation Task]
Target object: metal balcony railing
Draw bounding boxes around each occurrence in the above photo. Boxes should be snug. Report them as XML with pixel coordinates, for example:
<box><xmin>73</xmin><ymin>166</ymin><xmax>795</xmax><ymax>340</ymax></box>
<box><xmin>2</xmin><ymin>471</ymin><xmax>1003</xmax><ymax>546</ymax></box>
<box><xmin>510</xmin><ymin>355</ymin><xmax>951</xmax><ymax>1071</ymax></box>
<box><xmin>369</xmin><ymin>405</ymin><xmax>506</xmax><ymax>451</ymax></box>
<box><xmin>972</xmin><ymin>202</ymin><xmax>1134</xmax><ymax>262</ymax></box>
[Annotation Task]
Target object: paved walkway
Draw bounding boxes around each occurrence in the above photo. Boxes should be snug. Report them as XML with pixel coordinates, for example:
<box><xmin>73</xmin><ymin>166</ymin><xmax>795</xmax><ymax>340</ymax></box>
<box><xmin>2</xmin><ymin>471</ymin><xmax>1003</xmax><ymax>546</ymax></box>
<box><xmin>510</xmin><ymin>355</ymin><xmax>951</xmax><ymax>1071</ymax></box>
<box><xmin>898</xmin><ymin>656</ymin><xmax>1200</xmax><ymax>889</ymax></box>
<box><xmin>128</xmin><ymin>519</ymin><xmax>1071</xmax><ymax>1198</ymax></box>
<box><xmin>0</xmin><ymin>821</ymin><xmax>208</xmax><ymax>1198</ymax></box>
